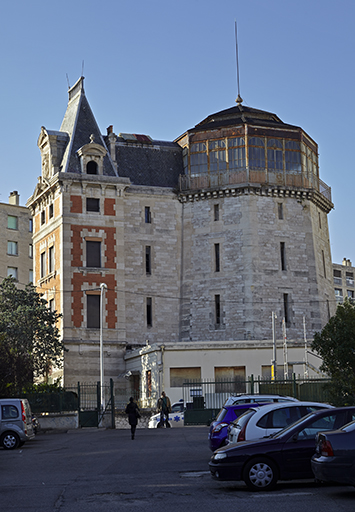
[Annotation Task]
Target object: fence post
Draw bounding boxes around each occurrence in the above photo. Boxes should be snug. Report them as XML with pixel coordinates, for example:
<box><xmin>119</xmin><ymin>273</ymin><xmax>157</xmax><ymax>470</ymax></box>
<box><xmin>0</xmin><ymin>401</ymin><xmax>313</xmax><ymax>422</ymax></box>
<box><xmin>110</xmin><ymin>378</ymin><xmax>115</xmax><ymax>429</ymax></box>
<box><xmin>292</xmin><ymin>373</ymin><xmax>297</xmax><ymax>399</ymax></box>
<box><xmin>250</xmin><ymin>374</ymin><xmax>254</xmax><ymax>395</ymax></box>
<box><xmin>78</xmin><ymin>382</ymin><xmax>81</xmax><ymax>411</ymax></box>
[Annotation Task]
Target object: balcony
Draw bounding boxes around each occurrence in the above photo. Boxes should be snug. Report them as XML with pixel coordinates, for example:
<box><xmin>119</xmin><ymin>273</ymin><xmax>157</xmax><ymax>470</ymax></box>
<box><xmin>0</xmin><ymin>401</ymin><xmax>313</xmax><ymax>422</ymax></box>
<box><xmin>179</xmin><ymin>168</ymin><xmax>332</xmax><ymax>204</ymax></box>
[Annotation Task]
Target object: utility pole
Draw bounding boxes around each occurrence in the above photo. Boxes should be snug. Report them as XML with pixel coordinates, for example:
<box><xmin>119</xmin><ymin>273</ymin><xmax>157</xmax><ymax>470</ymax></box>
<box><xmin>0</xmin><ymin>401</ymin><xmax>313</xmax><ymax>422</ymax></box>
<box><xmin>303</xmin><ymin>316</ymin><xmax>309</xmax><ymax>378</ymax></box>
<box><xmin>282</xmin><ymin>318</ymin><xmax>288</xmax><ymax>379</ymax></box>
<box><xmin>100</xmin><ymin>283</ymin><xmax>108</xmax><ymax>413</ymax></box>
<box><xmin>271</xmin><ymin>312</ymin><xmax>277</xmax><ymax>380</ymax></box>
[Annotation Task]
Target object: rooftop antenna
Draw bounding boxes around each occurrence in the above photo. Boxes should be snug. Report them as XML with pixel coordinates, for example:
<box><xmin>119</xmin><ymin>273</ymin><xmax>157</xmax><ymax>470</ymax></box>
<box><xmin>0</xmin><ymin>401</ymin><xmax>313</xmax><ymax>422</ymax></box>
<box><xmin>81</xmin><ymin>60</ymin><xmax>84</xmax><ymax>77</ymax></box>
<box><xmin>235</xmin><ymin>21</ymin><xmax>243</xmax><ymax>106</ymax></box>
<box><xmin>66</xmin><ymin>73</ymin><xmax>70</xmax><ymax>89</ymax></box>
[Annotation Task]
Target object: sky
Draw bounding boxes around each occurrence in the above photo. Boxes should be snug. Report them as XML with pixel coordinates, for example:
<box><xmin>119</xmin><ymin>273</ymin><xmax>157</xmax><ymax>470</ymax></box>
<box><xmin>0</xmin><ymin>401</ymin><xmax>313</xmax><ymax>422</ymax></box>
<box><xmin>0</xmin><ymin>0</ymin><xmax>354</xmax><ymax>264</ymax></box>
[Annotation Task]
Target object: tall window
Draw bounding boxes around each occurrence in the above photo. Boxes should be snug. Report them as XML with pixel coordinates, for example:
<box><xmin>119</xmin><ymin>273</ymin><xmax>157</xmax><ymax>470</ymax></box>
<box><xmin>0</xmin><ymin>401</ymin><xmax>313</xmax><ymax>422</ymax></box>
<box><xmin>280</xmin><ymin>242</ymin><xmax>286</xmax><ymax>271</ymax></box>
<box><xmin>29</xmin><ymin>244</ymin><xmax>33</xmax><ymax>258</ymax></box>
<box><xmin>214</xmin><ymin>244</ymin><xmax>220</xmax><ymax>272</ymax></box>
<box><xmin>7</xmin><ymin>241</ymin><xmax>18</xmax><ymax>255</ymax></box>
<box><xmin>283</xmin><ymin>293</ymin><xmax>289</xmax><ymax>325</ymax></box>
<box><xmin>278</xmin><ymin>203</ymin><xmax>283</xmax><ymax>220</ymax></box>
<box><xmin>285</xmin><ymin>141</ymin><xmax>301</xmax><ymax>172</ymax></box>
<box><xmin>146</xmin><ymin>297</ymin><xmax>152</xmax><ymax>327</ymax></box>
<box><xmin>40</xmin><ymin>252</ymin><xmax>46</xmax><ymax>278</ymax></box>
<box><xmin>190</xmin><ymin>142</ymin><xmax>207</xmax><ymax>175</ymax></box>
<box><xmin>41</xmin><ymin>210</ymin><xmax>46</xmax><ymax>225</ymax></box>
<box><xmin>267</xmin><ymin>139</ymin><xmax>283</xmax><ymax>170</ymax></box>
<box><xmin>29</xmin><ymin>270</ymin><xmax>33</xmax><ymax>283</ymax></box>
<box><xmin>49</xmin><ymin>299</ymin><xmax>55</xmax><ymax>312</ymax></box>
<box><xmin>215</xmin><ymin>294</ymin><xmax>221</xmax><ymax>325</ymax></box>
<box><xmin>248</xmin><ymin>137</ymin><xmax>265</xmax><ymax>169</ymax></box>
<box><xmin>228</xmin><ymin>137</ymin><xmax>246</xmax><ymax>170</ymax></box>
<box><xmin>29</xmin><ymin>218</ymin><xmax>33</xmax><ymax>232</ymax></box>
<box><xmin>87</xmin><ymin>295</ymin><xmax>100</xmax><ymax>328</ymax></box>
<box><xmin>214</xmin><ymin>204</ymin><xmax>220</xmax><ymax>221</ymax></box>
<box><xmin>49</xmin><ymin>204</ymin><xmax>54</xmax><ymax>219</ymax></box>
<box><xmin>146</xmin><ymin>370</ymin><xmax>152</xmax><ymax>397</ymax></box>
<box><xmin>322</xmin><ymin>250</ymin><xmax>326</xmax><ymax>278</ymax></box>
<box><xmin>145</xmin><ymin>206</ymin><xmax>151</xmax><ymax>224</ymax></box>
<box><xmin>49</xmin><ymin>246</ymin><xmax>55</xmax><ymax>273</ymax></box>
<box><xmin>209</xmin><ymin>140</ymin><xmax>227</xmax><ymax>172</ymax></box>
<box><xmin>145</xmin><ymin>246</ymin><xmax>151</xmax><ymax>275</ymax></box>
<box><xmin>7</xmin><ymin>215</ymin><xmax>17</xmax><ymax>230</ymax></box>
<box><xmin>86</xmin><ymin>241</ymin><xmax>101</xmax><ymax>268</ymax></box>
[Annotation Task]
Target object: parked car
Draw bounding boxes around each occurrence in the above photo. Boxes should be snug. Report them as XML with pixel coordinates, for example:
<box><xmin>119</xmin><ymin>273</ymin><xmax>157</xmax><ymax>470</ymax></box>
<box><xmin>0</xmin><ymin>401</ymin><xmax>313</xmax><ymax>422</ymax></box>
<box><xmin>311</xmin><ymin>419</ymin><xmax>355</xmax><ymax>486</ymax></box>
<box><xmin>209</xmin><ymin>406</ymin><xmax>355</xmax><ymax>491</ymax></box>
<box><xmin>148</xmin><ymin>401</ymin><xmax>185</xmax><ymax>428</ymax></box>
<box><xmin>227</xmin><ymin>401</ymin><xmax>332</xmax><ymax>444</ymax></box>
<box><xmin>208</xmin><ymin>394</ymin><xmax>298</xmax><ymax>451</ymax></box>
<box><xmin>0</xmin><ymin>398</ymin><xmax>35</xmax><ymax>449</ymax></box>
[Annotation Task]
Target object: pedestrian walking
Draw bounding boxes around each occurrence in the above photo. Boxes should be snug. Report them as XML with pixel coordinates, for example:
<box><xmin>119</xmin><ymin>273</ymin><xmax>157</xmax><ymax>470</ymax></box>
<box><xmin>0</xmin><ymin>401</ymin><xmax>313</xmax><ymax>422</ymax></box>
<box><xmin>157</xmin><ymin>391</ymin><xmax>171</xmax><ymax>428</ymax></box>
<box><xmin>125</xmin><ymin>397</ymin><xmax>140</xmax><ymax>440</ymax></box>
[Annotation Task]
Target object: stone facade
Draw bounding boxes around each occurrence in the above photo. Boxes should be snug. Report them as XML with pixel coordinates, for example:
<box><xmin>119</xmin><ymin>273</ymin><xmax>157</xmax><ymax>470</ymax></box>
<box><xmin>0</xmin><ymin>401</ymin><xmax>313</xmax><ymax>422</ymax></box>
<box><xmin>27</xmin><ymin>77</ymin><xmax>335</xmax><ymax>398</ymax></box>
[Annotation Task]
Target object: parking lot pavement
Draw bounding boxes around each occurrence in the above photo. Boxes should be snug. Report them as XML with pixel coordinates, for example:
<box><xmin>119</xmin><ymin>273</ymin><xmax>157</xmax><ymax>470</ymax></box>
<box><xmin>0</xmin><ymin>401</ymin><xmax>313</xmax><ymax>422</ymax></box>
<box><xmin>1</xmin><ymin>426</ymin><xmax>355</xmax><ymax>512</ymax></box>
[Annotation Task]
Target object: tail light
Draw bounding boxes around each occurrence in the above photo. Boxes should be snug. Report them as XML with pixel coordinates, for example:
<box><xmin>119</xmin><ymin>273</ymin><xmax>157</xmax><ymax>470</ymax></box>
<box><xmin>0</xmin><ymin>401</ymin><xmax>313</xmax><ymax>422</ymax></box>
<box><xmin>212</xmin><ymin>422</ymin><xmax>228</xmax><ymax>433</ymax></box>
<box><xmin>237</xmin><ymin>422</ymin><xmax>247</xmax><ymax>442</ymax></box>
<box><xmin>320</xmin><ymin>439</ymin><xmax>334</xmax><ymax>457</ymax></box>
<box><xmin>21</xmin><ymin>401</ymin><xmax>27</xmax><ymax>434</ymax></box>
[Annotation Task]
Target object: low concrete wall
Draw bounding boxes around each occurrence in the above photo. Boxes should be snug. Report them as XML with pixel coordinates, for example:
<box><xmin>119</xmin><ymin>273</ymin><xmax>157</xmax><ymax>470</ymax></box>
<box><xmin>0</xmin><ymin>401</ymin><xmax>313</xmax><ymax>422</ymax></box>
<box><xmin>38</xmin><ymin>412</ymin><xmax>79</xmax><ymax>430</ymax></box>
<box><xmin>115</xmin><ymin>410</ymin><xmax>152</xmax><ymax>429</ymax></box>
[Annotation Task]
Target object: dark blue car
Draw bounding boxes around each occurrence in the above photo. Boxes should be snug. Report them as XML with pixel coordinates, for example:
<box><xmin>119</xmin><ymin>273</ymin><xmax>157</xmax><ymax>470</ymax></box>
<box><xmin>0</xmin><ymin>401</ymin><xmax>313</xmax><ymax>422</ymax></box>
<box><xmin>208</xmin><ymin>394</ymin><xmax>298</xmax><ymax>451</ymax></box>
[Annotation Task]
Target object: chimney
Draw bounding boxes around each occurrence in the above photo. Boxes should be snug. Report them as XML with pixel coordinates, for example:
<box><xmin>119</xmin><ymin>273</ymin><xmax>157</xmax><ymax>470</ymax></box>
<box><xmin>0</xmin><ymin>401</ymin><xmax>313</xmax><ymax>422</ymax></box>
<box><xmin>342</xmin><ymin>258</ymin><xmax>347</xmax><ymax>266</ymax></box>
<box><xmin>348</xmin><ymin>259</ymin><xmax>352</xmax><ymax>267</ymax></box>
<box><xmin>9</xmin><ymin>191</ymin><xmax>19</xmax><ymax>206</ymax></box>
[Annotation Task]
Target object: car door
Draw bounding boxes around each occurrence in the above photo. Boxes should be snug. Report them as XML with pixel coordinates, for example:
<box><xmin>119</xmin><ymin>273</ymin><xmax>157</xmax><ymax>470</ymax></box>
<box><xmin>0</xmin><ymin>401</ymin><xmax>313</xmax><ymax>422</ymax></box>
<box><xmin>281</xmin><ymin>410</ymin><xmax>350</xmax><ymax>479</ymax></box>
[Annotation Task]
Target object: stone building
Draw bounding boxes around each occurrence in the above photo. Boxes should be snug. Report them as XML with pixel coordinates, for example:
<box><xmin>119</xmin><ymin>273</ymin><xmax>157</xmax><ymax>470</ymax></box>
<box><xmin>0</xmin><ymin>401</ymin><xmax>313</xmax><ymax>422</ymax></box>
<box><xmin>0</xmin><ymin>191</ymin><xmax>33</xmax><ymax>287</ymax></box>
<box><xmin>27</xmin><ymin>77</ymin><xmax>335</xmax><ymax>399</ymax></box>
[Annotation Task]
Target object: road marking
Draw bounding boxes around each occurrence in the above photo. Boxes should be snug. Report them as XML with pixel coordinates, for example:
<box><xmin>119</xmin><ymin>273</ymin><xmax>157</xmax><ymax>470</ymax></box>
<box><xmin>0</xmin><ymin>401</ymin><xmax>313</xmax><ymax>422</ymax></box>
<box><xmin>180</xmin><ymin>471</ymin><xmax>211</xmax><ymax>478</ymax></box>
<box><xmin>250</xmin><ymin>492</ymin><xmax>313</xmax><ymax>498</ymax></box>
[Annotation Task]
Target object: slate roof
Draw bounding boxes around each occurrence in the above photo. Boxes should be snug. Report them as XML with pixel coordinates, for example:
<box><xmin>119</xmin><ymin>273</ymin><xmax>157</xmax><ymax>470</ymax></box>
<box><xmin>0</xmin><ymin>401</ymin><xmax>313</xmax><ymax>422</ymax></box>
<box><xmin>59</xmin><ymin>77</ymin><xmax>117</xmax><ymax>176</ymax></box>
<box><xmin>186</xmin><ymin>104</ymin><xmax>302</xmax><ymax>133</ymax></box>
<box><xmin>113</xmin><ymin>141</ymin><xmax>183</xmax><ymax>188</ymax></box>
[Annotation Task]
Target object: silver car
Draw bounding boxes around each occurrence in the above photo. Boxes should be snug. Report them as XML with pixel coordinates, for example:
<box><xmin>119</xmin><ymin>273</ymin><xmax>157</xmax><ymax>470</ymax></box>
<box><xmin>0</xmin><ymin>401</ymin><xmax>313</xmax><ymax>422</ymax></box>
<box><xmin>0</xmin><ymin>398</ymin><xmax>35</xmax><ymax>449</ymax></box>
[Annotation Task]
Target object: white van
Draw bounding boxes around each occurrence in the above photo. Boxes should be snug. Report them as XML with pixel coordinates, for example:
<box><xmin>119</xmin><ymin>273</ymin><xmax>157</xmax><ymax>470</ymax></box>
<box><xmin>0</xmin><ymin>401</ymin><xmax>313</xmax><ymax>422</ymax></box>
<box><xmin>0</xmin><ymin>398</ymin><xmax>35</xmax><ymax>449</ymax></box>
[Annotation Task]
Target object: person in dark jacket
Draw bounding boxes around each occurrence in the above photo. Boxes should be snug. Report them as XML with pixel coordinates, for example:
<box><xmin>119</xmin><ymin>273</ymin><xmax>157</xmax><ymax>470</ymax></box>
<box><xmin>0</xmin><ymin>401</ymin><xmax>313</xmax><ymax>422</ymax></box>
<box><xmin>157</xmin><ymin>391</ymin><xmax>172</xmax><ymax>427</ymax></box>
<box><xmin>125</xmin><ymin>397</ymin><xmax>140</xmax><ymax>440</ymax></box>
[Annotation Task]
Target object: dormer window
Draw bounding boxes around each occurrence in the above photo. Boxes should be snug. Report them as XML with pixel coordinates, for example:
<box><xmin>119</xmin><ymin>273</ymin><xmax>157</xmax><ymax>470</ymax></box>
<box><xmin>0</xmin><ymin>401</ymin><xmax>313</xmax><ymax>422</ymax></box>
<box><xmin>77</xmin><ymin>134</ymin><xmax>107</xmax><ymax>176</ymax></box>
<box><xmin>87</xmin><ymin>160</ymin><xmax>98</xmax><ymax>174</ymax></box>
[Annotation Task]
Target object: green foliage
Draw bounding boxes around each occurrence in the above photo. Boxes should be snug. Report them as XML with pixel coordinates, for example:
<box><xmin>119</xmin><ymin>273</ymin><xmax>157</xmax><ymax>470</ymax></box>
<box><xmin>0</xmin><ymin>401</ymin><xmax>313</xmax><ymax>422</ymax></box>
<box><xmin>312</xmin><ymin>299</ymin><xmax>355</xmax><ymax>406</ymax></box>
<box><xmin>0</xmin><ymin>277</ymin><xmax>64</xmax><ymax>396</ymax></box>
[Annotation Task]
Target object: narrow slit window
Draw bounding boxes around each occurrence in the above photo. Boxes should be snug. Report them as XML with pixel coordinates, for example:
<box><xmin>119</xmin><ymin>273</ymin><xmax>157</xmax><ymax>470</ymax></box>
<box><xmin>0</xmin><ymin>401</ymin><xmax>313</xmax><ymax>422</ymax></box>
<box><xmin>283</xmin><ymin>293</ymin><xmax>289</xmax><ymax>325</ymax></box>
<box><xmin>145</xmin><ymin>206</ymin><xmax>151</xmax><ymax>224</ymax></box>
<box><xmin>278</xmin><ymin>203</ymin><xmax>283</xmax><ymax>220</ymax></box>
<box><xmin>214</xmin><ymin>204</ymin><xmax>220</xmax><ymax>221</ymax></box>
<box><xmin>322</xmin><ymin>250</ymin><xmax>326</xmax><ymax>278</ymax></box>
<box><xmin>214</xmin><ymin>243</ymin><xmax>220</xmax><ymax>272</ymax></box>
<box><xmin>146</xmin><ymin>297</ymin><xmax>152</xmax><ymax>327</ymax></box>
<box><xmin>215</xmin><ymin>294</ymin><xmax>221</xmax><ymax>325</ymax></box>
<box><xmin>145</xmin><ymin>246</ymin><xmax>151</xmax><ymax>275</ymax></box>
<box><xmin>280</xmin><ymin>242</ymin><xmax>286</xmax><ymax>271</ymax></box>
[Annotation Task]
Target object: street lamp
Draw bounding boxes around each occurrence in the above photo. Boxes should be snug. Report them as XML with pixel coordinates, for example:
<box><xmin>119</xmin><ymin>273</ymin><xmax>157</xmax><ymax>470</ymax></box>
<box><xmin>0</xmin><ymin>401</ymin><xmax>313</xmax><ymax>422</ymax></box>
<box><xmin>100</xmin><ymin>283</ymin><xmax>107</xmax><ymax>411</ymax></box>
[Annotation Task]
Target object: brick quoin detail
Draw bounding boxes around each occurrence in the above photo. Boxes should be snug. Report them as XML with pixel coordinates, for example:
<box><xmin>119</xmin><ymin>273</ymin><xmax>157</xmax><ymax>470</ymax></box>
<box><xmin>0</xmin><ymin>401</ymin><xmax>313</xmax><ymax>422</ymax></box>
<box><xmin>71</xmin><ymin>226</ymin><xmax>83</xmax><ymax>267</ymax></box>
<box><xmin>71</xmin><ymin>225</ymin><xmax>116</xmax><ymax>268</ymax></box>
<box><xmin>104</xmin><ymin>198</ymin><xmax>115</xmax><ymax>216</ymax></box>
<box><xmin>71</xmin><ymin>273</ymin><xmax>117</xmax><ymax>328</ymax></box>
<box><xmin>70</xmin><ymin>195</ymin><xmax>82</xmax><ymax>213</ymax></box>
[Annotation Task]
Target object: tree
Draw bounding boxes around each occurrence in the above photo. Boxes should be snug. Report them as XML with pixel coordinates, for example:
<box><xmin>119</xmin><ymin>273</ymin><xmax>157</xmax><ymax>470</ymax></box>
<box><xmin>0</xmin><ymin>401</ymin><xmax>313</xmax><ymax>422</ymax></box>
<box><xmin>0</xmin><ymin>277</ymin><xmax>63</xmax><ymax>396</ymax></box>
<box><xmin>312</xmin><ymin>299</ymin><xmax>355</xmax><ymax>406</ymax></box>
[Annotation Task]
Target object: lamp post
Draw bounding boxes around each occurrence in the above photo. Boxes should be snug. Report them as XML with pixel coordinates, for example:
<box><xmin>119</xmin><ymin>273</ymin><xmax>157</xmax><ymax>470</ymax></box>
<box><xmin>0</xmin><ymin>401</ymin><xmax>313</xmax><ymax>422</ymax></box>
<box><xmin>100</xmin><ymin>283</ymin><xmax>107</xmax><ymax>411</ymax></box>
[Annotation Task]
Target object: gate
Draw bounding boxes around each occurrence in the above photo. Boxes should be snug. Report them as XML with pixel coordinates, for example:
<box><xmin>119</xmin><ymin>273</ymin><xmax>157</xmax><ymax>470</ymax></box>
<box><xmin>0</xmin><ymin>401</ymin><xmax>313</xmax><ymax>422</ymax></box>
<box><xmin>78</xmin><ymin>380</ymin><xmax>115</xmax><ymax>428</ymax></box>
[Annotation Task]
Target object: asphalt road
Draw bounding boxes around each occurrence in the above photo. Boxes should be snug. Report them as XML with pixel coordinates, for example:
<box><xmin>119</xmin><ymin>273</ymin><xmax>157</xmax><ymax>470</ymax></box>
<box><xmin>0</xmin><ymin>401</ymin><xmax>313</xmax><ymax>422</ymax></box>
<box><xmin>1</xmin><ymin>426</ymin><xmax>355</xmax><ymax>512</ymax></box>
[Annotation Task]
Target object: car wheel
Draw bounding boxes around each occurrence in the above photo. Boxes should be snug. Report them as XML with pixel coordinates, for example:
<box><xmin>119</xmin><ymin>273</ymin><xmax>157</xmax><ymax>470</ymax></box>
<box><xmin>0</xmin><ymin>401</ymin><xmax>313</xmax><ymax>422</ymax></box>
<box><xmin>1</xmin><ymin>431</ymin><xmax>20</xmax><ymax>450</ymax></box>
<box><xmin>243</xmin><ymin>457</ymin><xmax>278</xmax><ymax>491</ymax></box>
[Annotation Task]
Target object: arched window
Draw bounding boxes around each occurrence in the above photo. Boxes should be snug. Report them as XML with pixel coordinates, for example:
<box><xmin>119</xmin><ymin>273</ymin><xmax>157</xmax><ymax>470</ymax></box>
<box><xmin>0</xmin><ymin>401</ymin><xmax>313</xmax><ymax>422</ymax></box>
<box><xmin>86</xmin><ymin>160</ymin><xmax>98</xmax><ymax>175</ymax></box>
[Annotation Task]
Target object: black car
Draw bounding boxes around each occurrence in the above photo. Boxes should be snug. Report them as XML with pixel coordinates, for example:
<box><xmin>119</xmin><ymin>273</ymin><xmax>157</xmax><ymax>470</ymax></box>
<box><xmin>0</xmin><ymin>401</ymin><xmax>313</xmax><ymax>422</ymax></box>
<box><xmin>311</xmin><ymin>419</ymin><xmax>355</xmax><ymax>486</ymax></box>
<box><xmin>209</xmin><ymin>406</ymin><xmax>355</xmax><ymax>491</ymax></box>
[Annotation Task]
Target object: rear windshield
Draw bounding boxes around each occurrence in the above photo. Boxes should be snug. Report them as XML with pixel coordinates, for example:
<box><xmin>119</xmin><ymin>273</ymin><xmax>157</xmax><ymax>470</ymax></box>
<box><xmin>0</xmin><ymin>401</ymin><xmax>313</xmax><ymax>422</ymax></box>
<box><xmin>216</xmin><ymin>408</ymin><xmax>228</xmax><ymax>422</ymax></box>
<box><xmin>231</xmin><ymin>409</ymin><xmax>256</xmax><ymax>428</ymax></box>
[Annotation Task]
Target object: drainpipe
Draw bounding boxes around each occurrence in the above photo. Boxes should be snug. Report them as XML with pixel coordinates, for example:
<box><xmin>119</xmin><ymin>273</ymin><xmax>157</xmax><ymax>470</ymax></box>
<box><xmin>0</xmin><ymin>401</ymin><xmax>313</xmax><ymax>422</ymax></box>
<box><xmin>160</xmin><ymin>345</ymin><xmax>165</xmax><ymax>394</ymax></box>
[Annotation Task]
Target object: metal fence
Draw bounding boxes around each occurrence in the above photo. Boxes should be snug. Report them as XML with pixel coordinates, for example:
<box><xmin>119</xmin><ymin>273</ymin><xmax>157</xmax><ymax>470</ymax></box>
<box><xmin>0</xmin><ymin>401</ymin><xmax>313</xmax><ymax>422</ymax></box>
<box><xmin>182</xmin><ymin>375</ymin><xmax>332</xmax><ymax>424</ymax></box>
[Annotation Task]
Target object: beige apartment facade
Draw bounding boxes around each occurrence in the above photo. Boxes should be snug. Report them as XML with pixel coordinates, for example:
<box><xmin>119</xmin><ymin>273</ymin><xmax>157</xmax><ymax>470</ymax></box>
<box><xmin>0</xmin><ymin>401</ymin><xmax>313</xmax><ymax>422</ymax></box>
<box><xmin>27</xmin><ymin>77</ymin><xmax>335</xmax><ymax>399</ymax></box>
<box><xmin>0</xmin><ymin>191</ymin><xmax>33</xmax><ymax>287</ymax></box>
<box><xmin>333</xmin><ymin>258</ymin><xmax>355</xmax><ymax>303</ymax></box>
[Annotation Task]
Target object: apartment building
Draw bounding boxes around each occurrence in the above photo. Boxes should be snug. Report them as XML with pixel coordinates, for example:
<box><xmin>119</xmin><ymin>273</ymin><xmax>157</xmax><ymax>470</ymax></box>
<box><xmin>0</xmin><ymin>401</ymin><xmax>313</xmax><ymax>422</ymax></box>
<box><xmin>0</xmin><ymin>191</ymin><xmax>33</xmax><ymax>287</ymax></box>
<box><xmin>333</xmin><ymin>258</ymin><xmax>355</xmax><ymax>303</ymax></box>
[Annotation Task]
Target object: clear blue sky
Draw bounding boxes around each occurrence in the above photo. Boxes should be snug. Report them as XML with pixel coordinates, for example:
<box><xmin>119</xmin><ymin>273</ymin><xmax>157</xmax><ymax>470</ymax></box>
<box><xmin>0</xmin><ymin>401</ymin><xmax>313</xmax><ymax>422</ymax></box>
<box><xmin>1</xmin><ymin>0</ymin><xmax>354</xmax><ymax>264</ymax></box>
